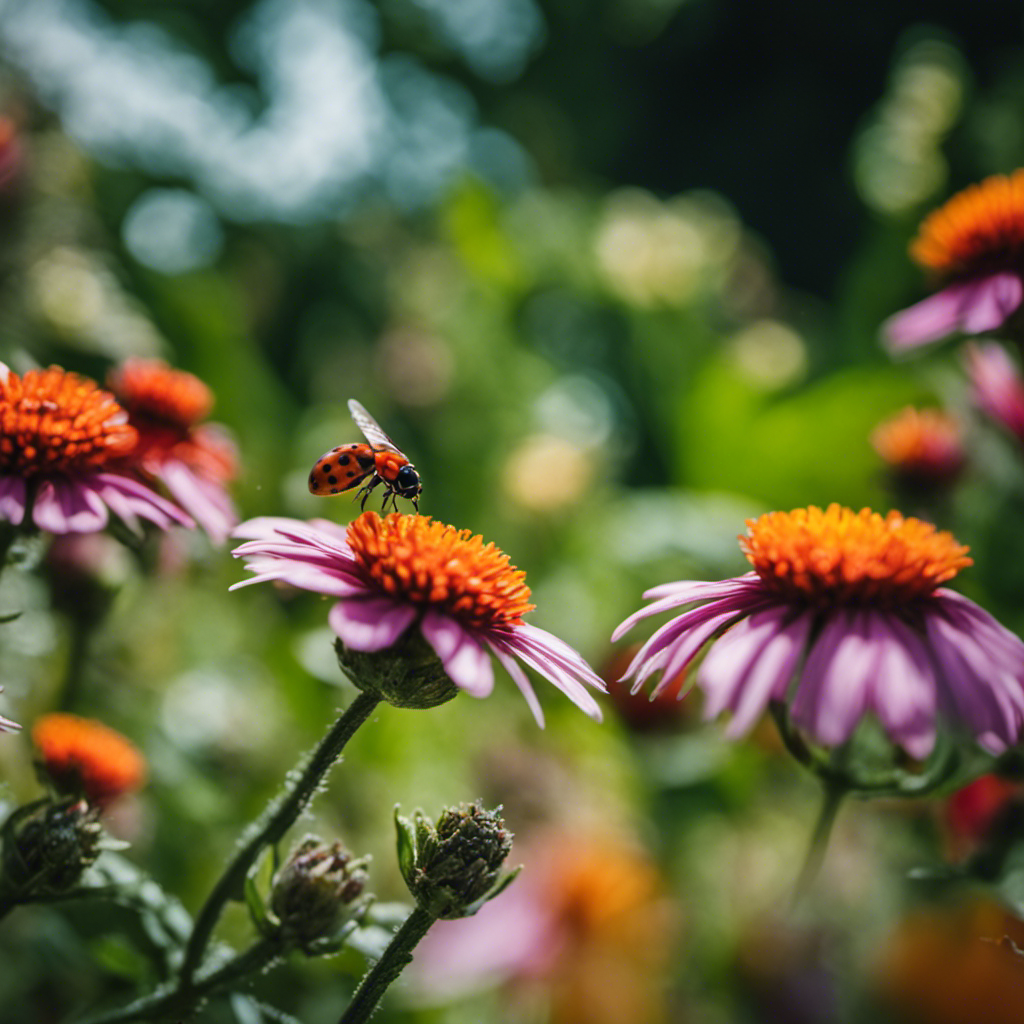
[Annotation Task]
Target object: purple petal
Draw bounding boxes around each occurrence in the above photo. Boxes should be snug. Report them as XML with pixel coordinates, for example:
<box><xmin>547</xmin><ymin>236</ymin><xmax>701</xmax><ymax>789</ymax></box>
<box><xmin>420</xmin><ymin>611</ymin><xmax>494</xmax><ymax>698</ymax></box>
<box><xmin>160</xmin><ymin>459</ymin><xmax>238</xmax><ymax>544</ymax></box>
<box><xmin>720</xmin><ymin>609</ymin><xmax>811</xmax><ymax>736</ymax></box>
<box><xmin>883</xmin><ymin>272</ymin><xmax>1024</xmax><ymax>352</ymax></box>
<box><xmin>328</xmin><ymin>597</ymin><xmax>417</xmax><ymax>652</ymax></box>
<box><xmin>233</xmin><ymin>516</ymin><xmax>353</xmax><ymax>555</ymax></box>
<box><xmin>964</xmin><ymin>342</ymin><xmax>1024</xmax><ymax>439</ymax></box>
<box><xmin>491</xmin><ymin>630</ymin><xmax>603</xmax><ymax>720</ymax></box>
<box><xmin>791</xmin><ymin>610</ymin><xmax>877</xmax><ymax>747</ymax></box>
<box><xmin>867</xmin><ymin>616</ymin><xmax>937</xmax><ymax>759</ymax></box>
<box><xmin>611</xmin><ymin>575</ymin><xmax>762</xmax><ymax>642</ymax></box>
<box><xmin>487</xmin><ymin>641</ymin><xmax>544</xmax><ymax>727</ymax></box>
<box><xmin>232</xmin><ymin>558</ymin><xmax>369</xmax><ymax>597</ymax></box>
<box><xmin>93</xmin><ymin>474</ymin><xmax>194</xmax><ymax>530</ymax></box>
<box><xmin>32</xmin><ymin>479</ymin><xmax>108</xmax><ymax>534</ymax></box>
<box><xmin>0</xmin><ymin>476</ymin><xmax>26</xmax><ymax>525</ymax></box>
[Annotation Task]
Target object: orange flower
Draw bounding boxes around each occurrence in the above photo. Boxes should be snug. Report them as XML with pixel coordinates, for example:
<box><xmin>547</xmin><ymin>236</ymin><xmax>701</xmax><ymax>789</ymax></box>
<box><xmin>33</xmin><ymin>713</ymin><xmax>146</xmax><ymax>805</ymax></box>
<box><xmin>872</xmin><ymin>407</ymin><xmax>965</xmax><ymax>491</ymax></box>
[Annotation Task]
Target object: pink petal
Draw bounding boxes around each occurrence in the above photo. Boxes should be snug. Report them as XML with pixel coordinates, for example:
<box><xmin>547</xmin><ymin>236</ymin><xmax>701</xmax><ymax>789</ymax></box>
<box><xmin>0</xmin><ymin>476</ymin><xmax>26</xmax><ymax>525</ymax></box>
<box><xmin>93</xmin><ymin>474</ymin><xmax>194</xmax><ymax>529</ymax></box>
<box><xmin>487</xmin><ymin>641</ymin><xmax>545</xmax><ymax>727</ymax></box>
<box><xmin>884</xmin><ymin>272</ymin><xmax>1024</xmax><ymax>352</ymax></box>
<box><xmin>867</xmin><ymin>616</ymin><xmax>937</xmax><ymax>759</ymax></box>
<box><xmin>791</xmin><ymin>610</ymin><xmax>877</xmax><ymax>747</ymax></box>
<box><xmin>328</xmin><ymin>597</ymin><xmax>417</xmax><ymax>652</ymax></box>
<box><xmin>420</xmin><ymin>611</ymin><xmax>495</xmax><ymax>697</ymax></box>
<box><xmin>611</xmin><ymin>575</ymin><xmax>762</xmax><ymax>642</ymax></box>
<box><xmin>160</xmin><ymin>459</ymin><xmax>238</xmax><ymax>544</ymax></box>
<box><xmin>32</xmin><ymin>478</ymin><xmax>108</xmax><ymax>534</ymax></box>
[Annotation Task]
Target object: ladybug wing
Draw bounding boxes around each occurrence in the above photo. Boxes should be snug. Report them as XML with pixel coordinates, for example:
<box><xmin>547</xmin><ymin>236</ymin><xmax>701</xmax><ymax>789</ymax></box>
<box><xmin>348</xmin><ymin>399</ymin><xmax>404</xmax><ymax>455</ymax></box>
<box><xmin>308</xmin><ymin>444</ymin><xmax>376</xmax><ymax>495</ymax></box>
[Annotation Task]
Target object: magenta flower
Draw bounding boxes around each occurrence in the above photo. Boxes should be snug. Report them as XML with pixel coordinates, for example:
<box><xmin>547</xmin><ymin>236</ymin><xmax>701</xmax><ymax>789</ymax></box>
<box><xmin>109</xmin><ymin>359</ymin><xmax>239</xmax><ymax>544</ymax></box>
<box><xmin>964</xmin><ymin>342</ymin><xmax>1024</xmax><ymax>445</ymax></box>
<box><xmin>231</xmin><ymin>512</ymin><xmax>605</xmax><ymax>723</ymax></box>
<box><xmin>0</xmin><ymin>365</ymin><xmax>192</xmax><ymax>535</ymax></box>
<box><xmin>614</xmin><ymin>505</ymin><xmax>1024</xmax><ymax>758</ymax></box>
<box><xmin>883</xmin><ymin>171</ymin><xmax>1024</xmax><ymax>352</ymax></box>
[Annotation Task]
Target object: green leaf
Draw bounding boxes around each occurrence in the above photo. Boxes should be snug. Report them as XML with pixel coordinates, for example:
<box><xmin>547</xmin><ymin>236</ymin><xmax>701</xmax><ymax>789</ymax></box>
<box><xmin>394</xmin><ymin>807</ymin><xmax>417</xmax><ymax>884</ymax></box>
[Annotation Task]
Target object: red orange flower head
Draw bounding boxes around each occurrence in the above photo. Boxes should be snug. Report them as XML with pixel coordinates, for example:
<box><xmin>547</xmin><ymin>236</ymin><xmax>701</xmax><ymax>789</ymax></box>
<box><xmin>33</xmin><ymin>713</ymin><xmax>146</xmax><ymax>806</ymax></box>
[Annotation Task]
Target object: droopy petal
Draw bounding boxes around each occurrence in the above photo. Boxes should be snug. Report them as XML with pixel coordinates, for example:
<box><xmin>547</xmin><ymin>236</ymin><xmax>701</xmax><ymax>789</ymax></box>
<box><xmin>329</xmin><ymin>597</ymin><xmax>418</xmax><ymax>653</ymax></box>
<box><xmin>0</xmin><ymin>476</ymin><xmax>26</xmax><ymax>525</ymax></box>
<box><xmin>488</xmin><ymin>641</ymin><xmax>545</xmax><ymax>728</ymax></box>
<box><xmin>32</xmin><ymin>479</ymin><xmax>108</xmax><ymax>534</ymax></box>
<box><xmin>421</xmin><ymin>611</ymin><xmax>495</xmax><ymax>698</ymax></box>
<box><xmin>883</xmin><ymin>272</ymin><xmax>1023</xmax><ymax>352</ymax></box>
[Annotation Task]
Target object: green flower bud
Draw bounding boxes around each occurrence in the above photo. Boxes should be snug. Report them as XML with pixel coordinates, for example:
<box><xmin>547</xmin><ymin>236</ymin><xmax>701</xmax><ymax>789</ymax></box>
<box><xmin>1</xmin><ymin>798</ymin><xmax>102</xmax><ymax>896</ymax></box>
<box><xmin>270</xmin><ymin>835</ymin><xmax>369</xmax><ymax>950</ymax></box>
<box><xmin>335</xmin><ymin>631</ymin><xmax>458</xmax><ymax>711</ymax></box>
<box><xmin>395</xmin><ymin>802</ymin><xmax>517</xmax><ymax>919</ymax></box>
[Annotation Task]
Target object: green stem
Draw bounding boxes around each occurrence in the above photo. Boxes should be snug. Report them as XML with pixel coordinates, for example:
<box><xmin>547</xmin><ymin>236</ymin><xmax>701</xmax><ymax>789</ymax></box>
<box><xmin>339</xmin><ymin>906</ymin><xmax>437</xmax><ymax>1024</ymax></box>
<box><xmin>180</xmin><ymin>690</ymin><xmax>382</xmax><ymax>985</ymax></box>
<box><xmin>792</xmin><ymin>780</ymin><xmax>846</xmax><ymax>905</ymax></box>
<box><xmin>79</xmin><ymin>937</ymin><xmax>282</xmax><ymax>1024</ymax></box>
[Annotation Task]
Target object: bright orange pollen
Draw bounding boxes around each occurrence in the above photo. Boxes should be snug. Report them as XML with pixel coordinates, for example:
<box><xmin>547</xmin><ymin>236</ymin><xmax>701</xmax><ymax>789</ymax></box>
<box><xmin>109</xmin><ymin>358</ymin><xmax>213</xmax><ymax>429</ymax></box>
<box><xmin>347</xmin><ymin>512</ymin><xmax>535</xmax><ymax>629</ymax></box>
<box><xmin>871</xmin><ymin>407</ymin><xmax>964</xmax><ymax>481</ymax></box>
<box><xmin>911</xmin><ymin>170</ymin><xmax>1024</xmax><ymax>279</ymax></box>
<box><xmin>741</xmin><ymin>504</ymin><xmax>972</xmax><ymax>606</ymax></box>
<box><xmin>0</xmin><ymin>366</ymin><xmax>136</xmax><ymax>477</ymax></box>
<box><xmin>32</xmin><ymin>713</ymin><xmax>146</xmax><ymax>805</ymax></box>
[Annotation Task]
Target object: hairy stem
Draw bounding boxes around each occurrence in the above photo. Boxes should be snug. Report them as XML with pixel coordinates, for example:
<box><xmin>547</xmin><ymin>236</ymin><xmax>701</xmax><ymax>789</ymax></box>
<box><xmin>180</xmin><ymin>690</ymin><xmax>381</xmax><ymax>985</ymax></box>
<box><xmin>339</xmin><ymin>906</ymin><xmax>437</xmax><ymax>1024</ymax></box>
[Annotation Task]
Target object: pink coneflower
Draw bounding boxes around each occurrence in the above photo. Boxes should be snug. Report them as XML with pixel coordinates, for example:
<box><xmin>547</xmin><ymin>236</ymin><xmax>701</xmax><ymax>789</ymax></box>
<box><xmin>231</xmin><ymin>512</ymin><xmax>605</xmax><ymax>723</ymax></box>
<box><xmin>614</xmin><ymin>504</ymin><xmax>1024</xmax><ymax>758</ymax></box>
<box><xmin>109</xmin><ymin>358</ymin><xmax>238</xmax><ymax>544</ymax></box>
<box><xmin>0</xmin><ymin>365</ymin><xmax>192</xmax><ymax>535</ymax></box>
<box><xmin>884</xmin><ymin>171</ymin><xmax>1024</xmax><ymax>351</ymax></box>
<box><xmin>871</xmin><ymin>407</ymin><xmax>965</xmax><ymax>492</ymax></box>
<box><xmin>963</xmin><ymin>342</ymin><xmax>1024</xmax><ymax>445</ymax></box>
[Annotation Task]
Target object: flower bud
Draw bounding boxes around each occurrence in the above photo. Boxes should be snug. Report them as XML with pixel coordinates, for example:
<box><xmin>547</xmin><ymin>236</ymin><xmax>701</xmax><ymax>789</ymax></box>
<box><xmin>270</xmin><ymin>835</ymin><xmax>369</xmax><ymax>949</ymax></box>
<box><xmin>335</xmin><ymin>631</ymin><xmax>459</xmax><ymax>711</ymax></box>
<box><xmin>1</xmin><ymin>798</ymin><xmax>102</xmax><ymax>896</ymax></box>
<box><xmin>395</xmin><ymin>801</ymin><xmax>517</xmax><ymax>919</ymax></box>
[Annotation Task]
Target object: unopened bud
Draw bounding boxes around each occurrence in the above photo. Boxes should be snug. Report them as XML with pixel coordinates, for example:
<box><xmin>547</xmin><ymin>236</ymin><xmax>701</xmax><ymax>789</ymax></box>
<box><xmin>395</xmin><ymin>801</ymin><xmax>517</xmax><ymax>919</ymax></box>
<box><xmin>270</xmin><ymin>835</ymin><xmax>369</xmax><ymax>949</ymax></box>
<box><xmin>2</xmin><ymin>799</ymin><xmax>102</xmax><ymax>896</ymax></box>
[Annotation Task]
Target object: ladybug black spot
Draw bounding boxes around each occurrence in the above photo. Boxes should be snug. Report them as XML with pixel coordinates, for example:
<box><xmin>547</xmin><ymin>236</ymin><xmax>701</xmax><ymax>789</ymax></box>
<box><xmin>328</xmin><ymin>475</ymin><xmax>338</xmax><ymax>485</ymax></box>
<box><xmin>330</xmin><ymin>488</ymin><xmax>340</xmax><ymax>494</ymax></box>
<box><xmin>339</xmin><ymin>454</ymin><xmax>350</xmax><ymax>465</ymax></box>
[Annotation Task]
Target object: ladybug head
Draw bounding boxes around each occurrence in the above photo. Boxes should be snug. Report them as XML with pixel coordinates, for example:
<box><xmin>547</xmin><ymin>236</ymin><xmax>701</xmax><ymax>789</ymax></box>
<box><xmin>393</xmin><ymin>464</ymin><xmax>422</xmax><ymax>499</ymax></box>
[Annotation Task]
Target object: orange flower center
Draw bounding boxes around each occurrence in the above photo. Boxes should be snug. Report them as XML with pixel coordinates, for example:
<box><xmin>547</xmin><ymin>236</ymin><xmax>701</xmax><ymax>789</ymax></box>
<box><xmin>871</xmin><ymin>407</ymin><xmax>964</xmax><ymax>481</ymax></box>
<box><xmin>911</xmin><ymin>170</ymin><xmax>1024</xmax><ymax>279</ymax></box>
<box><xmin>346</xmin><ymin>512</ymin><xmax>535</xmax><ymax>629</ymax></box>
<box><xmin>109</xmin><ymin>358</ymin><xmax>213</xmax><ymax>429</ymax></box>
<box><xmin>0</xmin><ymin>367</ymin><xmax>136</xmax><ymax>477</ymax></box>
<box><xmin>32</xmin><ymin>713</ymin><xmax>146</xmax><ymax>805</ymax></box>
<box><xmin>741</xmin><ymin>504</ymin><xmax>972</xmax><ymax>606</ymax></box>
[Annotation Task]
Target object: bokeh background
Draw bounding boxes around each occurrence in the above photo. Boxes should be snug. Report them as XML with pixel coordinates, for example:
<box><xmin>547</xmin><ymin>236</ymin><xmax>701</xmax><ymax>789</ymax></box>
<box><xmin>3</xmin><ymin>1</ymin><xmax>1024</xmax><ymax>1021</ymax></box>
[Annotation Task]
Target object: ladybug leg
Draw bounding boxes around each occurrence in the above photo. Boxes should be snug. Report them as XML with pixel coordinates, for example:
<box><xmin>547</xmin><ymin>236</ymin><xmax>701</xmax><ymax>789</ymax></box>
<box><xmin>357</xmin><ymin>476</ymin><xmax>382</xmax><ymax>511</ymax></box>
<box><xmin>412</xmin><ymin>496</ymin><xmax>419</xmax><ymax>513</ymax></box>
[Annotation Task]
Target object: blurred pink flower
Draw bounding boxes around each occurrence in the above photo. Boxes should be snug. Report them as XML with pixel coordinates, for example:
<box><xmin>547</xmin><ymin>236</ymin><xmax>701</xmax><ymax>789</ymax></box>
<box><xmin>883</xmin><ymin>172</ymin><xmax>1024</xmax><ymax>351</ymax></box>
<box><xmin>614</xmin><ymin>505</ymin><xmax>1024</xmax><ymax>758</ymax></box>
<box><xmin>0</xmin><ymin>365</ymin><xmax>191</xmax><ymax>535</ymax></box>
<box><xmin>109</xmin><ymin>358</ymin><xmax>238</xmax><ymax>544</ymax></box>
<box><xmin>871</xmin><ymin>406</ymin><xmax>965</xmax><ymax>491</ymax></box>
<box><xmin>964</xmin><ymin>342</ymin><xmax>1024</xmax><ymax>445</ymax></box>
<box><xmin>231</xmin><ymin>512</ymin><xmax>605</xmax><ymax>723</ymax></box>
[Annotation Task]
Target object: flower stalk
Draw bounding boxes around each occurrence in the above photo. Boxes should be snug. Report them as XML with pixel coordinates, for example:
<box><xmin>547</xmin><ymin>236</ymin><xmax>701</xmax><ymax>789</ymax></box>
<box><xmin>179</xmin><ymin>689</ymin><xmax>381</xmax><ymax>985</ymax></box>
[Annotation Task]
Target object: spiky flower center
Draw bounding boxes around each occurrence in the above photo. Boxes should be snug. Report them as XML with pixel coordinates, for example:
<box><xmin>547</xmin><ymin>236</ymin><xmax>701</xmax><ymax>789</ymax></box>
<box><xmin>347</xmin><ymin>512</ymin><xmax>535</xmax><ymax>629</ymax></box>
<box><xmin>0</xmin><ymin>367</ymin><xmax>136</xmax><ymax>477</ymax></box>
<box><xmin>741</xmin><ymin>504</ymin><xmax>972</xmax><ymax>606</ymax></box>
<box><xmin>109</xmin><ymin>358</ymin><xmax>213</xmax><ymax>429</ymax></box>
<box><xmin>32</xmin><ymin>713</ymin><xmax>146</xmax><ymax>805</ymax></box>
<box><xmin>911</xmin><ymin>170</ymin><xmax>1024</xmax><ymax>279</ymax></box>
<box><xmin>871</xmin><ymin>407</ymin><xmax>964</xmax><ymax>480</ymax></box>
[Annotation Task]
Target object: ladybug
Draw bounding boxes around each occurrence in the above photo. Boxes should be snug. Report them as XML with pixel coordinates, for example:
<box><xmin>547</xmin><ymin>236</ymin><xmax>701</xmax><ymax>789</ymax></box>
<box><xmin>308</xmin><ymin>399</ymin><xmax>422</xmax><ymax>512</ymax></box>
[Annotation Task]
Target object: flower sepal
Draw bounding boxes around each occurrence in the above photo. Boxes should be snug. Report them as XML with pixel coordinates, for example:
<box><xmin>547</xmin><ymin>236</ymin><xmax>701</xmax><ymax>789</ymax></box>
<box><xmin>395</xmin><ymin>802</ymin><xmax>519</xmax><ymax>920</ymax></box>
<box><xmin>335</xmin><ymin>632</ymin><xmax>459</xmax><ymax>711</ymax></box>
